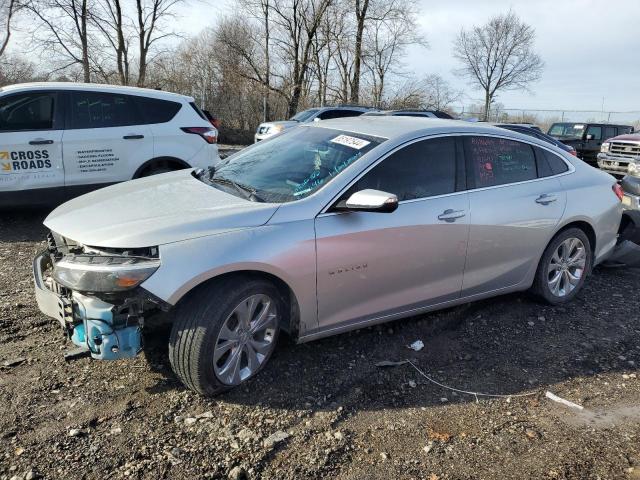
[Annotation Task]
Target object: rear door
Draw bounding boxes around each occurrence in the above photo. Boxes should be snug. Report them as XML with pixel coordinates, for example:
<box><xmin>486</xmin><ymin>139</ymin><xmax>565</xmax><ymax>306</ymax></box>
<box><xmin>461</xmin><ymin>136</ymin><xmax>567</xmax><ymax>297</ymax></box>
<box><xmin>315</xmin><ymin>136</ymin><xmax>469</xmax><ymax>329</ymax></box>
<box><xmin>62</xmin><ymin>90</ymin><xmax>153</xmax><ymax>192</ymax></box>
<box><xmin>0</xmin><ymin>90</ymin><xmax>64</xmax><ymax>197</ymax></box>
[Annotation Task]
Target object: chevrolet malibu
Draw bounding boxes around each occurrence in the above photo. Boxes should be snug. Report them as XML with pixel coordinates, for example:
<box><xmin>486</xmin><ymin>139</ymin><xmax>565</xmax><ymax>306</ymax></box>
<box><xmin>34</xmin><ymin>117</ymin><xmax>624</xmax><ymax>395</ymax></box>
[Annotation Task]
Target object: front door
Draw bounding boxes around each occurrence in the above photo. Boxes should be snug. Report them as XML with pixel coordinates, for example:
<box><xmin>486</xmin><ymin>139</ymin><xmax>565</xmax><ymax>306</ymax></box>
<box><xmin>315</xmin><ymin>136</ymin><xmax>470</xmax><ymax>330</ymax></box>
<box><xmin>0</xmin><ymin>91</ymin><xmax>64</xmax><ymax>200</ymax></box>
<box><xmin>62</xmin><ymin>90</ymin><xmax>152</xmax><ymax>193</ymax></box>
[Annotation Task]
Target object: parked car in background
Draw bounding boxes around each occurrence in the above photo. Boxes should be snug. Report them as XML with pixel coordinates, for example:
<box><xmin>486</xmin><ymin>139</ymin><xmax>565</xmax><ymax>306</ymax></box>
<box><xmin>254</xmin><ymin>105</ymin><xmax>372</xmax><ymax>142</ymax></box>
<box><xmin>597</xmin><ymin>131</ymin><xmax>640</xmax><ymax>178</ymax></box>
<box><xmin>0</xmin><ymin>83</ymin><xmax>220</xmax><ymax>208</ymax></box>
<box><xmin>496</xmin><ymin>123</ymin><xmax>577</xmax><ymax>156</ymax></box>
<box><xmin>362</xmin><ymin>109</ymin><xmax>455</xmax><ymax>119</ymax></box>
<box><xmin>34</xmin><ymin>116</ymin><xmax>626</xmax><ymax>395</ymax></box>
<box><xmin>547</xmin><ymin>122</ymin><xmax>634</xmax><ymax>164</ymax></box>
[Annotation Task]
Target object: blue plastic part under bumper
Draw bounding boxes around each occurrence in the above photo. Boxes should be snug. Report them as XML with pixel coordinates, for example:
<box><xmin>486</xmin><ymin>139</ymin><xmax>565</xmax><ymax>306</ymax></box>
<box><xmin>70</xmin><ymin>292</ymin><xmax>142</xmax><ymax>361</ymax></box>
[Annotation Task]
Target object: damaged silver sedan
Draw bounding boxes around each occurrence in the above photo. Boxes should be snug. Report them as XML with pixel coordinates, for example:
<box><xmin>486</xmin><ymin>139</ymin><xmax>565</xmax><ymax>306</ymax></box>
<box><xmin>33</xmin><ymin>117</ymin><xmax>635</xmax><ymax>395</ymax></box>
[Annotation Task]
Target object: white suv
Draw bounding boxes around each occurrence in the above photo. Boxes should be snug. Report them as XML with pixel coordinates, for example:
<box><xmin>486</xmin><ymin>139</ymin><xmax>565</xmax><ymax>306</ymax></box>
<box><xmin>0</xmin><ymin>83</ymin><xmax>220</xmax><ymax>207</ymax></box>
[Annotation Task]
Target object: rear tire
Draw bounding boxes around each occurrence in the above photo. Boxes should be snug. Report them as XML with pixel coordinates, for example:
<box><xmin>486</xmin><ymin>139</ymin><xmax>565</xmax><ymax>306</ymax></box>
<box><xmin>169</xmin><ymin>277</ymin><xmax>282</xmax><ymax>396</ymax></box>
<box><xmin>531</xmin><ymin>228</ymin><xmax>593</xmax><ymax>305</ymax></box>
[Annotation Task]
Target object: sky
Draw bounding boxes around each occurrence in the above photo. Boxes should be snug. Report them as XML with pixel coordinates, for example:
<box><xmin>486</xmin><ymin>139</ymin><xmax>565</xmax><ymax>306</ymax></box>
<box><xmin>160</xmin><ymin>0</ymin><xmax>640</xmax><ymax>113</ymax></box>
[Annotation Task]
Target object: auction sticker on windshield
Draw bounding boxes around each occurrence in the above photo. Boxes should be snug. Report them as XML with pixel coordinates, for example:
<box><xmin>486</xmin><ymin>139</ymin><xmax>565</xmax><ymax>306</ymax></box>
<box><xmin>330</xmin><ymin>135</ymin><xmax>371</xmax><ymax>150</ymax></box>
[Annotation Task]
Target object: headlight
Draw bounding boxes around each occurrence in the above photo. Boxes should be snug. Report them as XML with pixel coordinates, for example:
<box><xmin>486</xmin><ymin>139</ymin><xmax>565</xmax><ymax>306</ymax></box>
<box><xmin>53</xmin><ymin>255</ymin><xmax>160</xmax><ymax>292</ymax></box>
<box><xmin>601</xmin><ymin>142</ymin><xmax>610</xmax><ymax>153</ymax></box>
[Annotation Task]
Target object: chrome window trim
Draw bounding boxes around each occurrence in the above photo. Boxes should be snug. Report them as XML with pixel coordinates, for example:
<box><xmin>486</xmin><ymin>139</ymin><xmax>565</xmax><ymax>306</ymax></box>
<box><xmin>318</xmin><ymin>132</ymin><xmax>575</xmax><ymax>215</ymax></box>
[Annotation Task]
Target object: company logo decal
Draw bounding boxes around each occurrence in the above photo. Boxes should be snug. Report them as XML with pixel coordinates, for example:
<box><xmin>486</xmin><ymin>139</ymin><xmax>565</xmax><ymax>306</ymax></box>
<box><xmin>0</xmin><ymin>150</ymin><xmax>51</xmax><ymax>172</ymax></box>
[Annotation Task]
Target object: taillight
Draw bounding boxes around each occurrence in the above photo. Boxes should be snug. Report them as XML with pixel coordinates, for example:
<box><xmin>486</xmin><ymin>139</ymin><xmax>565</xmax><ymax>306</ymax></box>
<box><xmin>613</xmin><ymin>183</ymin><xmax>624</xmax><ymax>202</ymax></box>
<box><xmin>181</xmin><ymin>127</ymin><xmax>217</xmax><ymax>144</ymax></box>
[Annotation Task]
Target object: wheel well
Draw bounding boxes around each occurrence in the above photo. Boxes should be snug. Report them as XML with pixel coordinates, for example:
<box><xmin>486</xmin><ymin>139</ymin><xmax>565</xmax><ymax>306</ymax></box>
<box><xmin>183</xmin><ymin>271</ymin><xmax>301</xmax><ymax>338</ymax></box>
<box><xmin>133</xmin><ymin>157</ymin><xmax>190</xmax><ymax>179</ymax></box>
<box><xmin>557</xmin><ymin>221</ymin><xmax>596</xmax><ymax>254</ymax></box>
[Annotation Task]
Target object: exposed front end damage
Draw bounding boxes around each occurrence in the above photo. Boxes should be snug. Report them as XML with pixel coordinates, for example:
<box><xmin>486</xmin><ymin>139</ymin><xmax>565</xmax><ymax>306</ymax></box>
<box><xmin>606</xmin><ymin>210</ymin><xmax>640</xmax><ymax>268</ymax></box>
<box><xmin>33</xmin><ymin>233</ymin><xmax>169</xmax><ymax>360</ymax></box>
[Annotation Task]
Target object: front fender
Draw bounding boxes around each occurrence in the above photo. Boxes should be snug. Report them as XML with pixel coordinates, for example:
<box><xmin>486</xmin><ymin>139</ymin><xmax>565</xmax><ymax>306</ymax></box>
<box><xmin>140</xmin><ymin>221</ymin><xmax>318</xmax><ymax>333</ymax></box>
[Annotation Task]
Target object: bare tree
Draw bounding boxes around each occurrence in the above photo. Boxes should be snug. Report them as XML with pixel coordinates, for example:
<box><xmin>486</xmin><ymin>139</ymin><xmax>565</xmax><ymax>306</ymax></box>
<box><xmin>453</xmin><ymin>11</ymin><xmax>543</xmax><ymax>120</ymax></box>
<box><xmin>362</xmin><ymin>0</ymin><xmax>425</xmax><ymax>107</ymax></box>
<box><xmin>93</xmin><ymin>0</ymin><xmax>131</xmax><ymax>84</ymax></box>
<box><xmin>26</xmin><ymin>0</ymin><xmax>93</xmax><ymax>81</ymax></box>
<box><xmin>0</xmin><ymin>0</ymin><xmax>20</xmax><ymax>58</ymax></box>
<box><xmin>135</xmin><ymin>0</ymin><xmax>183</xmax><ymax>87</ymax></box>
<box><xmin>421</xmin><ymin>74</ymin><xmax>461</xmax><ymax>111</ymax></box>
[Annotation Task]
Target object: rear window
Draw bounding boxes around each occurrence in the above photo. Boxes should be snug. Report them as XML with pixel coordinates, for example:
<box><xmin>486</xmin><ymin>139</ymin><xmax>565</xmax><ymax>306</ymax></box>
<box><xmin>136</xmin><ymin>97</ymin><xmax>181</xmax><ymax>124</ymax></box>
<box><xmin>465</xmin><ymin>136</ymin><xmax>537</xmax><ymax>188</ymax></box>
<box><xmin>69</xmin><ymin>91</ymin><xmax>139</xmax><ymax>129</ymax></box>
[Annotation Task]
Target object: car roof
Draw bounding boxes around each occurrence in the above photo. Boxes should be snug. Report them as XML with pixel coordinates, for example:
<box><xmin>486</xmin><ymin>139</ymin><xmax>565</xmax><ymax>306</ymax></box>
<box><xmin>550</xmin><ymin>121</ymin><xmax>633</xmax><ymax>128</ymax></box>
<box><xmin>309</xmin><ymin>116</ymin><xmax>538</xmax><ymax>141</ymax></box>
<box><xmin>0</xmin><ymin>82</ymin><xmax>194</xmax><ymax>102</ymax></box>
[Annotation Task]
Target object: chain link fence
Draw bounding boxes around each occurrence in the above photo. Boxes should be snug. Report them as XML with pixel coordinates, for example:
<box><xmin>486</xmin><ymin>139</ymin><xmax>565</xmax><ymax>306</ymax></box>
<box><xmin>459</xmin><ymin>108</ymin><xmax>640</xmax><ymax>132</ymax></box>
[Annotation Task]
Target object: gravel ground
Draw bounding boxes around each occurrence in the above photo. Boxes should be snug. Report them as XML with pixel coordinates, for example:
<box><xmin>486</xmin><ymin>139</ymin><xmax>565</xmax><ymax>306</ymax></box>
<box><xmin>1</xmin><ymin>210</ymin><xmax>640</xmax><ymax>480</ymax></box>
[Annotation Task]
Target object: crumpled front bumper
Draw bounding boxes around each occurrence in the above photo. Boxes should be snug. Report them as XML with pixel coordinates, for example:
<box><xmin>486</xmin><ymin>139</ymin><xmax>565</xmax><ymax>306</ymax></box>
<box><xmin>32</xmin><ymin>250</ymin><xmax>142</xmax><ymax>360</ymax></box>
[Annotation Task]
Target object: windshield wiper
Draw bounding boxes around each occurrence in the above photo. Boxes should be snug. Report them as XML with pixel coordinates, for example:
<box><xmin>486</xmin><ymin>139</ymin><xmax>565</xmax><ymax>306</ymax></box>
<box><xmin>211</xmin><ymin>176</ymin><xmax>265</xmax><ymax>202</ymax></box>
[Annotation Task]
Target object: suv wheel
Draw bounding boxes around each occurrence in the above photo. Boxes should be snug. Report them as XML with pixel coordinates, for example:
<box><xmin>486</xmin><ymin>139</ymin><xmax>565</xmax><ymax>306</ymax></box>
<box><xmin>169</xmin><ymin>277</ymin><xmax>282</xmax><ymax>395</ymax></box>
<box><xmin>532</xmin><ymin>228</ymin><xmax>592</xmax><ymax>304</ymax></box>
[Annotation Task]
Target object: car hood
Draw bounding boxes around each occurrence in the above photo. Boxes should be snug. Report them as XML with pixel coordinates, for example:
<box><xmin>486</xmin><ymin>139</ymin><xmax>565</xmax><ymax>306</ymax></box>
<box><xmin>44</xmin><ymin>170</ymin><xmax>280</xmax><ymax>248</ymax></box>
<box><xmin>260</xmin><ymin>120</ymin><xmax>298</xmax><ymax>129</ymax></box>
<box><xmin>609</xmin><ymin>133</ymin><xmax>640</xmax><ymax>143</ymax></box>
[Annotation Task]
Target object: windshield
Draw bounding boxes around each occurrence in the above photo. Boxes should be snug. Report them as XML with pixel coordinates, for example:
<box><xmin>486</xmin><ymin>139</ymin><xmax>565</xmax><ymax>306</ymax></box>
<box><xmin>205</xmin><ymin>126</ymin><xmax>384</xmax><ymax>203</ymax></box>
<box><xmin>548</xmin><ymin>123</ymin><xmax>585</xmax><ymax>138</ymax></box>
<box><xmin>290</xmin><ymin>109</ymin><xmax>320</xmax><ymax>122</ymax></box>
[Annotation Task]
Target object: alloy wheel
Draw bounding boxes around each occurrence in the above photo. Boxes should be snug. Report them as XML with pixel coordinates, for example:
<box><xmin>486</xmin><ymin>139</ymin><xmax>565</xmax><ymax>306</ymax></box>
<box><xmin>547</xmin><ymin>237</ymin><xmax>587</xmax><ymax>297</ymax></box>
<box><xmin>213</xmin><ymin>294</ymin><xmax>279</xmax><ymax>385</ymax></box>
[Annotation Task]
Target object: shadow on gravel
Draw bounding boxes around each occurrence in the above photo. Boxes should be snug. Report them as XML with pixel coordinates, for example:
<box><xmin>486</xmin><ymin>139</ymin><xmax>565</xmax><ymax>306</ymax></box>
<box><xmin>0</xmin><ymin>209</ymin><xmax>51</xmax><ymax>242</ymax></box>
<box><xmin>143</xmin><ymin>265</ymin><xmax>640</xmax><ymax>413</ymax></box>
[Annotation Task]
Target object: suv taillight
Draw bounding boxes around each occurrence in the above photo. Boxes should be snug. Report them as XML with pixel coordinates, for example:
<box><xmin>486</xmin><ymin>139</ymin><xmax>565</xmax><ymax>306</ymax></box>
<box><xmin>613</xmin><ymin>183</ymin><xmax>624</xmax><ymax>202</ymax></box>
<box><xmin>181</xmin><ymin>127</ymin><xmax>217</xmax><ymax>144</ymax></box>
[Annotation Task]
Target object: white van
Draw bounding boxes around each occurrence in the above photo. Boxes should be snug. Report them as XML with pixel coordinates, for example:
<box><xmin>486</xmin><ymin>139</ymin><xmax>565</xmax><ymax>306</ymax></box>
<box><xmin>0</xmin><ymin>83</ymin><xmax>220</xmax><ymax>207</ymax></box>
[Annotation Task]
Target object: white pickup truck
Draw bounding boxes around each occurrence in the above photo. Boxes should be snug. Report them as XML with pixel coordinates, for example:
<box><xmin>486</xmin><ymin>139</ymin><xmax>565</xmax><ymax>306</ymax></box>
<box><xmin>0</xmin><ymin>82</ymin><xmax>220</xmax><ymax>207</ymax></box>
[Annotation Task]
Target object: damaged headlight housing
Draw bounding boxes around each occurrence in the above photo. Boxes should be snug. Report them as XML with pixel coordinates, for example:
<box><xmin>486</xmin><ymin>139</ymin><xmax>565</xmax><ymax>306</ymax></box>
<box><xmin>52</xmin><ymin>255</ymin><xmax>160</xmax><ymax>292</ymax></box>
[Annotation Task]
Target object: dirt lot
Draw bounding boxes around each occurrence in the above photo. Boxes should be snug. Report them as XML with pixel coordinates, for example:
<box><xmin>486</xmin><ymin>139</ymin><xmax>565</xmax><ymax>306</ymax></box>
<box><xmin>1</xmin><ymin>210</ymin><xmax>639</xmax><ymax>480</ymax></box>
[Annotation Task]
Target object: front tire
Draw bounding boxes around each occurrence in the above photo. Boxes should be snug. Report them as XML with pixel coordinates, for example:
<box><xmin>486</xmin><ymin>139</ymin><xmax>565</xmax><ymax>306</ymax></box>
<box><xmin>532</xmin><ymin>228</ymin><xmax>592</xmax><ymax>305</ymax></box>
<box><xmin>169</xmin><ymin>277</ymin><xmax>282</xmax><ymax>395</ymax></box>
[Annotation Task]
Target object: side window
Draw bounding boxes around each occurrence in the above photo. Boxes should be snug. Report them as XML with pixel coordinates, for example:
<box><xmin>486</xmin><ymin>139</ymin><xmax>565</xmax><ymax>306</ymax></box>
<box><xmin>586</xmin><ymin>125</ymin><xmax>602</xmax><ymax>140</ymax></box>
<box><xmin>69</xmin><ymin>92</ymin><xmax>139</xmax><ymax>129</ymax></box>
<box><xmin>135</xmin><ymin>97</ymin><xmax>181</xmax><ymax>124</ymax></box>
<box><xmin>0</xmin><ymin>93</ymin><xmax>55</xmax><ymax>131</ymax></box>
<box><xmin>349</xmin><ymin>137</ymin><xmax>456</xmax><ymax>201</ymax></box>
<box><xmin>465</xmin><ymin>136</ymin><xmax>537</xmax><ymax>188</ymax></box>
<box><xmin>535</xmin><ymin>147</ymin><xmax>569</xmax><ymax>177</ymax></box>
<box><xmin>318</xmin><ymin>110</ymin><xmax>363</xmax><ymax>120</ymax></box>
<box><xmin>604</xmin><ymin>126</ymin><xmax>617</xmax><ymax>140</ymax></box>
<box><xmin>618</xmin><ymin>126</ymin><xmax>633</xmax><ymax>135</ymax></box>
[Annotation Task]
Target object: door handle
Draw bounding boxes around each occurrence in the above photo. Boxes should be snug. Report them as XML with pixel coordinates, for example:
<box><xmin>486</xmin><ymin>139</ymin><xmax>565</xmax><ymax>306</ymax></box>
<box><xmin>438</xmin><ymin>209</ymin><xmax>466</xmax><ymax>222</ymax></box>
<box><xmin>29</xmin><ymin>139</ymin><xmax>53</xmax><ymax>145</ymax></box>
<box><xmin>535</xmin><ymin>194</ymin><xmax>558</xmax><ymax>205</ymax></box>
<box><xmin>123</xmin><ymin>134</ymin><xmax>144</xmax><ymax>140</ymax></box>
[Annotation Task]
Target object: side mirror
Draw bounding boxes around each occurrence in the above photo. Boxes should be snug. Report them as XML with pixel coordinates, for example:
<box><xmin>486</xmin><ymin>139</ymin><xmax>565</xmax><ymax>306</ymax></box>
<box><xmin>585</xmin><ymin>134</ymin><xmax>594</xmax><ymax>141</ymax></box>
<box><xmin>338</xmin><ymin>189</ymin><xmax>398</xmax><ymax>213</ymax></box>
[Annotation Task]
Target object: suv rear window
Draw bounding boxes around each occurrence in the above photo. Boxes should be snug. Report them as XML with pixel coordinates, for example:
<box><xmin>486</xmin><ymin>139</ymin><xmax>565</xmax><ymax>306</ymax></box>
<box><xmin>136</xmin><ymin>97</ymin><xmax>181</xmax><ymax>124</ymax></box>
<box><xmin>69</xmin><ymin>91</ymin><xmax>139</xmax><ymax>129</ymax></box>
